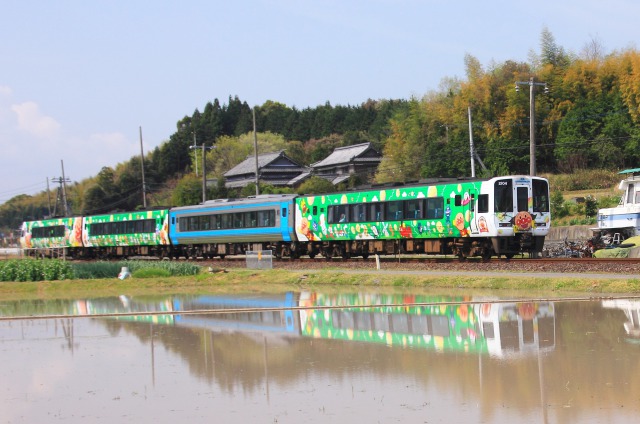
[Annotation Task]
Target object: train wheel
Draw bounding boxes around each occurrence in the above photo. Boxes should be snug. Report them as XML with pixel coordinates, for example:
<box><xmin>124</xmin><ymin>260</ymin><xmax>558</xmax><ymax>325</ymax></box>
<box><xmin>322</xmin><ymin>247</ymin><xmax>333</xmax><ymax>261</ymax></box>
<box><xmin>481</xmin><ymin>249</ymin><xmax>492</xmax><ymax>262</ymax></box>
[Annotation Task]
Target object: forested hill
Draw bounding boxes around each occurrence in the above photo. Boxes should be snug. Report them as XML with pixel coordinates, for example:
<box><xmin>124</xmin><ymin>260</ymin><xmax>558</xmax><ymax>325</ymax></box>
<box><xmin>3</xmin><ymin>29</ymin><xmax>640</xmax><ymax>234</ymax></box>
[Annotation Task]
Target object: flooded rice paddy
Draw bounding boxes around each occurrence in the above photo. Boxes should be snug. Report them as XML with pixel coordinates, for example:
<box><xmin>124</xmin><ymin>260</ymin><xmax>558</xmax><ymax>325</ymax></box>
<box><xmin>1</xmin><ymin>290</ymin><xmax>640</xmax><ymax>423</ymax></box>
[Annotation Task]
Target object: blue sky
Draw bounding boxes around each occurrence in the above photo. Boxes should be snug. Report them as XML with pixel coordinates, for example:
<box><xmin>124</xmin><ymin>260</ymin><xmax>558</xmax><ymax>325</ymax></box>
<box><xmin>1</xmin><ymin>0</ymin><xmax>638</xmax><ymax>203</ymax></box>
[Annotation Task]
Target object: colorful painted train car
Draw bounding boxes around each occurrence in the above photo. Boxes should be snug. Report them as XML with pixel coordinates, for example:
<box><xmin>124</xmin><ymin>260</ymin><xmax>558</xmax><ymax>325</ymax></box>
<box><xmin>294</xmin><ymin>175</ymin><xmax>550</xmax><ymax>259</ymax></box>
<box><xmin>21</xmin><ymin>209</ymin><xmax>170</xmax><ymax>258</ymax></box>
<box><xmin>20</xmin><ymin>216</ymin><xmax>83</xmax><ymax>255</ymax></box>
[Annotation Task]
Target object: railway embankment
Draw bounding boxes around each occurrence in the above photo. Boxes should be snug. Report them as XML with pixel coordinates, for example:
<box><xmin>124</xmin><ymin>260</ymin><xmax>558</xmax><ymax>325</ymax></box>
<box><xmin>546</xmin><ymin>224</ymin><xmax>592</xmax><ymax>242</ymax></box>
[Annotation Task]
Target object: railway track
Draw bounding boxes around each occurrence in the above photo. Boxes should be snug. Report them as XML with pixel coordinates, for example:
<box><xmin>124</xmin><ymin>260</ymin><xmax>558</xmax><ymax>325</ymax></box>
<box><xmin>210</xmin><ymin>255</ymin><xmax>640</xmax><ymax>265</ymax></box>
<box><xmin>196</xmin><ymin>255</ymin><xmax>640</xmax><ymax>275</ymax></box>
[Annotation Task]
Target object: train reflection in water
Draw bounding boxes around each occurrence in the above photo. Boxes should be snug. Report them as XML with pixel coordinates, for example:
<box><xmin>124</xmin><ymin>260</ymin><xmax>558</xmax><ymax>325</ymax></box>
<box><xmin>73</xmin><ymin>292</ymin><xmax>555</xmax><ymax>358</ymax></box>
<box><xmin>602</xmin><ymin>298</ymin><xmax>640</xmax><ymax>340</ymax></box>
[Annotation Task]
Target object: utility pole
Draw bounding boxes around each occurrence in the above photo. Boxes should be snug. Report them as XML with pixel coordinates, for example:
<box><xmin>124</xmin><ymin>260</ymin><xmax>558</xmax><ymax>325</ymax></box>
<box><xmin>192</xmin><ymin>131</ymin><xmax>198</xmax><ymax>176</ymax></box>
<box><xmin>253</xmin><ymin>107</ymin><xmax>260</xmax><ymax>196</ymax></box>
<box><xmin>515</xmin><ymin>77</ymin><xmax>548</xmax><ymax>176</ymax></box>
<box><xmin>51</xmin><ymin>160</ymin><xmax>71</xmax><ymax>217</ymax></box>
<box><xmin>202</xmin><ymin>143</ymin><xmax>207</xmax><ymax>203</ymax></box>
<box><xmin>468</xmin><ymin>106</ymin><xmax>476</xmax><ymax>178</ymax></box>
<box><xmin>46</xmin><ymin>177</ymin><xmax>52</xmax><ymax>217</ymax></box>
<box><xmin>139</xmin><ymin>126</ymin><xmax>147</xmax><ymax>208</ymax></box>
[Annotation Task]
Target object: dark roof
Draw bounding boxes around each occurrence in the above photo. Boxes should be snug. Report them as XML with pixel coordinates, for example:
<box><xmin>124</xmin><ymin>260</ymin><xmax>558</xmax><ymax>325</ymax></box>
<box><xmin>311</xmin><ymin>142</ymin><xmax>381</xmax><ymax>169</ymax></box>
<box><xmin>224</xmin><ymin>151</ymin><xmax>304</xmax><ymax>177</ymax></box>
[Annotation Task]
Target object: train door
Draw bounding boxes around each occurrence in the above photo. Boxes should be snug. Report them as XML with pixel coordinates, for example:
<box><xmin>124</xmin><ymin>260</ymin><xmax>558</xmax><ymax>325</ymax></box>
<box><xmin>513</xmin><ymin>178</ymin><xmax>534</xmax><ymax>233</ymax></box>
<box><xmin>279</xmin><ymin>203</ymin><xmax>294</xmax><ymax>242</ymax></box>
<box><xmin>466</xmin><ymin>188</ymin><xmax>479</xmax><ymax>234</ymax></box>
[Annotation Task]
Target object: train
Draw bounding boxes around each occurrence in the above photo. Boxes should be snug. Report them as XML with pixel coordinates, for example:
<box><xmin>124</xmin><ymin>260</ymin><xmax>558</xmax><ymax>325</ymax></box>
<box><xmin>19</xmin><ymin>175</ymin><xmax>551</xmax><ymax>260</ymax></box>
<box><xmin>595</xmin><ymin>168</ymin><xmax>640</xmax><ymax>243</ymax></box>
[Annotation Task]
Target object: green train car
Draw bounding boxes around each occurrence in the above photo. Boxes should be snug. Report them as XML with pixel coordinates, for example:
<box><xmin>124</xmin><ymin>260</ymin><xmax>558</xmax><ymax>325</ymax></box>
<box><xmin>21</xmin><ymin>210</ymin><xmax>170</xmax><ymax>258</ymax></box>
<box><xmin>294</xmin><ymin>175</ymin><xmax>550</xmax><ymax>259</ymax></box>
<box><xmin>20</xmin><ymin>217</ymin><xmax>84</xmax><ymax>255</ymax></box>
<box><xmin>82</xmin><ymin>209</ymin><xmax>170</xmax><ymax>258</ymax></box>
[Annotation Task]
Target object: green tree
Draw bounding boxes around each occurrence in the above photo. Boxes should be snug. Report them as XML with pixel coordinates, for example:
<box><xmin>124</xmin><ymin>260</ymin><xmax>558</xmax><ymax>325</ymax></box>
<box><xmin>296</xmin><ymin>176</ymin><xmax>336</xmax><ymax>195</ymax></box>
<box><xmin>171</xmin><ymin>175</ymin><xmax>203</xmax><ymax>206</ymax></box>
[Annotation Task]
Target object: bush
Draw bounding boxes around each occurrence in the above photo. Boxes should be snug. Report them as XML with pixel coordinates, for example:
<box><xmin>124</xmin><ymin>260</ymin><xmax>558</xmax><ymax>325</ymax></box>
<box><xmin>546</xmin><ymin>169</ymin><xmax>620</xmax><ymax>191</ymax></box>
<box><xmin>70</xmin><ymin>260</ymin><xmax>201</xmax><ymax>280</ymax></box>
<box><xmin>132</xmin><ymin>268</ymin><xmax>172</xmax><ymax>278</ymax></box>
<box><xmin>0</xmin><ymin>259</ymin><xmax>74</xmax><ymax>282</ymax></box>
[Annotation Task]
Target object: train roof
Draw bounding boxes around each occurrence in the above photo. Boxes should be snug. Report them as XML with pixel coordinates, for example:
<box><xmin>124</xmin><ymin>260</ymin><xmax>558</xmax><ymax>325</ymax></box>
<box><xmin>619</xmin><ymin>168</ymin><xmax>640</xmax><ymax>175</ymax></box>
<box><xmin>314</xmin><ymin>175</ymin><xmax>545</xmax><ymax>196</ymax></box>
<box><xmin>170</xmin><ymin>194</ymin><xmax>297</xmax><ymax>211</ymax></box>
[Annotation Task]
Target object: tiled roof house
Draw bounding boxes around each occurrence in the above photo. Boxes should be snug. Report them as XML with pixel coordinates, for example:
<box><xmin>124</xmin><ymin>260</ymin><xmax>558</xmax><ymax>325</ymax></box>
<box><xmin>223</xmin><ymin>151</ymin><xmax>309</xmax><ymax>189</ymax></box>
<box><xmin>310</xmin><ymin>142</ymin><xmax>382</xmax><ymax>185</ymax></box>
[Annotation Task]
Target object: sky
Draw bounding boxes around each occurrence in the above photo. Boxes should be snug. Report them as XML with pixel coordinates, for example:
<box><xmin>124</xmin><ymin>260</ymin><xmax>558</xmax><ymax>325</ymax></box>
<box><xmin>1</xmin><ymin>0</ymin><xmax>639</xmax><ymax>204</ymax></box>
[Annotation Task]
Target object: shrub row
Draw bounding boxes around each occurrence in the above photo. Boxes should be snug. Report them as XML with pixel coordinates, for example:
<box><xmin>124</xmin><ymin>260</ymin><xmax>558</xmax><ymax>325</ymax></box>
<box><xmin>71</xmin><ymin>260</ymin><xmax>201</xmax><ymax>280</ymax></box>
<box><xmin>0</xmin><ymin>259</ymin><xmax>202</xmax><ymax>282</ymax></box>
<box><xmin>0</xmin><ymin>259</ymin><xmax>74</xmax><ymax>282</ymax></box>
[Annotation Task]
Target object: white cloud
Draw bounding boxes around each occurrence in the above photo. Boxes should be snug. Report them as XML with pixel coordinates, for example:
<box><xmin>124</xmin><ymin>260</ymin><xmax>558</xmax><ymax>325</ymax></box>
<box><xmin>0</xmin><ymin>86</ymin><xmax>11</xmax><ymax>97</ymax></box>
<box><xmin>11</xmin><ymin>101</ymin><xmax>61</xmax><ymax>138</ymax></box>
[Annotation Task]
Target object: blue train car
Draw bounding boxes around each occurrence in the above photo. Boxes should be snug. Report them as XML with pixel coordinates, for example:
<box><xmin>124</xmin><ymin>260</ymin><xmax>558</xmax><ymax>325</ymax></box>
<box><xmin>168</xmin><ymin>194</ymin><xmax>297</xmax><ymax>258</ymax></box>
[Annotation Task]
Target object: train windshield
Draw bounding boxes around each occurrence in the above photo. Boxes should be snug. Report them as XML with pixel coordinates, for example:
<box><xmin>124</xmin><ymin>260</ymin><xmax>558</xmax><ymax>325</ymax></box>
<box><xmin>532</xmin><ymin>179</ymin><xmax>549</xmax><ymax>212</ymax></box>
<box><xmin>494</xmin><ymin>179</ymin><xmax>513</xmax><ymax>213</ymax></box>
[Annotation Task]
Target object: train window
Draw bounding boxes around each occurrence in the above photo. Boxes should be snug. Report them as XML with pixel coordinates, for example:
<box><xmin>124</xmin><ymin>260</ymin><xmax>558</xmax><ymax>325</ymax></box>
<box><xmin>350</xmin><ymin>204</ymin><xmax>367</xmax><ymax>222</ymax></box>
<box><xmin>145</xmin><ymin>219</ymin><xmax>156</xmax><ymax>233</ymax></box>
<box><xmin>312</xmin><ymin>206</ymin><xmax>317</xmax><ymax>215</ymax></box>
<box><xmin>494</xmin><ymin>179</ymin><xmax>513</xmax><ymax>213</ymax></box>
<box><xmin>385</xmin><ymin>201</ymin><xmax>403</xmax><ymax>221</ymax></box>
<box><xmin>220</xmin><ymin>214</ymin><xmax>231</xmax><ymax>229</ymax></box>
<box><xmin>32</xmin><ymin>225</ymin><xmax>66</xmax><ymax>239</ymax></box>
<box><xmin>454</xmin><ymin>195</ymin><xmax>461</xmax><ymax>207</ymax></box>
<box><xmin>199</xmin><ymin>215</ymin><xmax>210</xmax><ymax>230</ymax></box>
<box><xmin>517</xmin><ymin>187</ymin><xmax>528</xmax><ymax>212</ymax></box>
<box><xmin>233</xmin><ymin>213</ymin><xmax>244</xmax><ymax>228</ymax></box>
<box><xmin>211</xmin><ymin>215</ymin><xmax>219</xmax><ymax>229</ymax></box>
<box><xmin>126</xmin><ymin>221</ymin><xmax>136</xmax><ymax>234</ymax></box>
<box><xmin>327</xmin><ymin>206</ymin><xmax>334</xmax><ymax>223</ymax></box>
<box><xmin>431</xmin><ymin>315</ymin><xmax>450</xmax><ymax>337</ymax></box>
<box><xmin>369</xmin><ymin>203</ymin><xmax>384</xmax><ymax>221</ymax></box>
<box><xmin>477</xmin><ymin>194</ymin><xmax>489</xmax><ymax>213</ymax></box>
<box><xmin>532</xmin><ymin>179</ymin><xmax>549</xmax><ymax>212</ymax></box>
<box><xmin>328</xmin><ymin>205</ymin><xmax>349</xmax><ymax>224</ymax></box>
<box><xmin>426</xmin><ymin>197</ymin><xmax>444</xmax><ymax>219</ymax></box>
<box><xmin>405</xmin><ymin>199</ymin><xmax>424</xmax><ymax>219</ymax></box>
<box><xmin>245</xmin><ymin>211</ymin><xmax>257</xmax><ymax>227</ymax></box>
<box><xmin>281</xmin><ymin>207</ymin><xmax>287</xmax><ymax>218</ymax></box>
<box><xmin>257</xmin><ymin>210</ymin><xmax>274</xmax><ymax>227</ymax></box>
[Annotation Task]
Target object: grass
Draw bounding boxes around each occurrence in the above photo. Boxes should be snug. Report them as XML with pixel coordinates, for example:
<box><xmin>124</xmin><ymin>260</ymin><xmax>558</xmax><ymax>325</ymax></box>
<box><xmin>1</xmin><ymin>267</ymin><xmax>639</xmax><ymax>302</ymax></box>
